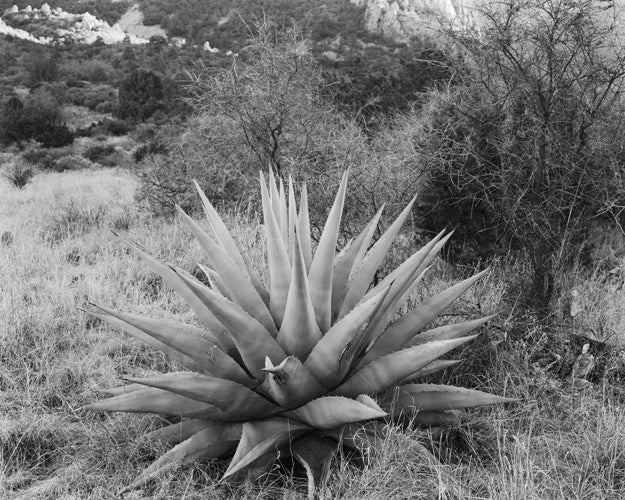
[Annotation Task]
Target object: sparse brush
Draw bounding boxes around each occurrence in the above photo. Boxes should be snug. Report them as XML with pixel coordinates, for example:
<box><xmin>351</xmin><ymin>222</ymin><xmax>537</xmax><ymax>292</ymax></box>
<box><xmin>1</xmin><ymin>159</ymin><xmax>35</xmax><ymax>189</ymax></box>
<box><xmin>83</xmin><ymin>171</ymin><xmax>517</xmax><ymax>496</ymax></box>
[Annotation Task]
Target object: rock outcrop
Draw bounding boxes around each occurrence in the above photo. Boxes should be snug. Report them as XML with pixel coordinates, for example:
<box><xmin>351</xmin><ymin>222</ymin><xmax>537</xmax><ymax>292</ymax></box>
<box><xmin>1</xmin><ymin>4</ymin><xmax>150</xmax><ymax>45</ymax></box>
<box><xmin>350</xmin><ymin>0</ymin><xmax>478</xmax><ymax>41</ymax></box>
<box><xmin>0</xmin><ymin>16</ymin><xmax>49</xmax><ymax>44</ymax></box>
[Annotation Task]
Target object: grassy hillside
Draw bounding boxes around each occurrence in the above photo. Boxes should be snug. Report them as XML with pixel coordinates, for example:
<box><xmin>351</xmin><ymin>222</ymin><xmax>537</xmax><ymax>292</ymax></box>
<box><xmin>2</xmin><ymin>168</ymin><xmax>625</xmax><ymax>498</ymax></box>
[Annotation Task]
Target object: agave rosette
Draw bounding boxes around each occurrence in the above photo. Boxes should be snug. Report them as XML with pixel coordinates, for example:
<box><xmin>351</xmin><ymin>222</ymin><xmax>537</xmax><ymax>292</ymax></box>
<box><xmin>85</xmin><ymin>171</ymin><xmax>515</xmax><ymax>492</ymax></box>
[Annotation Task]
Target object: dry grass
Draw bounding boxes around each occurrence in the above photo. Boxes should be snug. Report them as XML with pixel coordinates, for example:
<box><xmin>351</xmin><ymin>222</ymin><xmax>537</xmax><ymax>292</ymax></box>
<box><xmin>2</xmin><ymin>168</ymin><xmax>625</xmax><ymax>499</ymax></box>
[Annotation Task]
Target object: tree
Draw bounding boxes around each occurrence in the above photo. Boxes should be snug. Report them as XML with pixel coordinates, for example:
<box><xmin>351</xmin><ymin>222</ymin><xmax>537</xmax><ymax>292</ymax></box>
<box><xmin>418</xmin><ymin>0</ymin><xmax>625</xmax><ymax>316</ymax></box>
<box><xmin>137</xmin><ymin>24</ymin><xmax>427</xmax><ymax>234</ymax></box>
<box><xmin>26</xmin><ymin>49</ymin><xmax>59</xmax><ymax>85</ymax></box>
<box><xmin>0</xmin><ymin>92</ymin><xmax>74</xmax><ymax>148</ymax></box>
<box><xmin>117</xmin><ymin>68</ymin><xmax>164</xmax><ymax>121</ymax></box>
<box><xmin>188</xmin><ymin>25</ymin><xmax>328</xmax><ymax>179</ymax></box>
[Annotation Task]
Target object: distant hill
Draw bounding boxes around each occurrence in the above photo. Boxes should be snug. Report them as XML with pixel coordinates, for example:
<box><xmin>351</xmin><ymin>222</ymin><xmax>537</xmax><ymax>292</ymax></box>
<box><xmin>0</xmin><ymin>1</ymin><xmax>452</xmax><ymax>119</ymax></box>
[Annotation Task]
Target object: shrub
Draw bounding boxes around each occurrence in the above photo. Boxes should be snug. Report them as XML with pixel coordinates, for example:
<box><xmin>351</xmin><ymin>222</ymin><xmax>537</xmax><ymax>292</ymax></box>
<box><xmin>84</xmin><ymin>144</ymin><xmax>116</xmax><ymax>164</ymax></box>
<box><xmin>65</xmin><ymin>85</ymin><xmax>117</xmax><ymax>111</ymax></box>
<box><xmin>137</xmin><ymin>25</ymin><xmax>426</xmax><ymax>233</ymax></box>
<box><xmin>102</xmin><ymin>119</ymin><xmax>131</xmax><ymax>136</ymax></box>
<box><xmin>43</xmin><ymin>196</ymin><xmax>108</xmax><ymax>242</ymax></box>
<box><xmin>1</xmin><ymin>158</ymin><xmax>35</xmax><ymax>188</ymax></box>
<box><xmin>26</xmin><ymin>50</ymin><xmax>58</xmax><ymax>85</ymax></box>
<box><xmin>21</xmin><ymin>147</ymin><xmax>57</xmax><ymax>170</ymax></box>
<box><xmin>0</xmin><ymin>91</ymin><xmax>74</xmax><ymax>148</ymax></box>
<box><xmin>61</xmin><ymin>60</ymin><xmax>115</xmax><ymax>84</ymax></box>
<box><xmin>116</xmin><ymin>68</ymin><xmax>164</xmax><ymax>121</ymax></box>
<box><xmin>94</xmin><ymin>101</ymin><xmax>115</xmax><ymax>114</ymax></box>
<box><xmin>415</xmin><ymin>0</ymin><xmax>625</xmax><ymax>316</ymax></box>
<box><xmin>132</xmin><ymin>140</ymin><xmax>167</xmax><ymax>163</ymax></box>
<box><xmin>54</xmin><ymin>155</ymin><xmax>92</xmax><ymax>172</ymax></box>
<box><xmin>34</xmin><ymin>123</ymin><xmax>75</xmax><ymax>148</ymax></box>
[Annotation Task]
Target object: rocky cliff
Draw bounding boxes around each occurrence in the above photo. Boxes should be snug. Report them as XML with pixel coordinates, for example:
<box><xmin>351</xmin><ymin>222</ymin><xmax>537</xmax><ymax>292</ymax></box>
<box><xmin>350</xmin><ymin>0</ymin><xmax>478</xmax><ymax>41</ymax></box>
<box><xmin>1</xmin><ymin>3</ymin><xmax>150</xmax><ymax>45</ymax></box>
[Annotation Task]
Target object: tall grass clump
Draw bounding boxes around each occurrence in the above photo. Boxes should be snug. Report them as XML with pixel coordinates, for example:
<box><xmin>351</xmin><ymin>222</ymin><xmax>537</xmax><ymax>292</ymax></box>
<box><xmin>1</xmin><ymin>159</ymin><xmax>35</xmax><ymax>189</ymax></box>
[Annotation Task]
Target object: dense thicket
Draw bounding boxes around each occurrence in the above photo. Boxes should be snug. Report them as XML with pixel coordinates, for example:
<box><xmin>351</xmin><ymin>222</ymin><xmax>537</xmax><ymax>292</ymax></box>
<box><xmin>136</xmin><ymin>26</ymin><xmax>428</xmax><ymax>236</ymax></box>
<box><xmin>0</xmin><ymin>91</ymin><xmax>73</xmax><ymax>147</ymax></box>
<box><xmin>416</xmin><ymin>0</ymin><xmax>625</xmax><ymax>314</ymax></box>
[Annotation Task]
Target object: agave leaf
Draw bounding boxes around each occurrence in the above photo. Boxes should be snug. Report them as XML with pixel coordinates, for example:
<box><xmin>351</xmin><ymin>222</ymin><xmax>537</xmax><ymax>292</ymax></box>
<box><xmin>308</xmin><ymin>171</ymin><xmax>349</xmax><ymax>332</ymax></box>
<box><xmin>193</xmin><ymin>180</ymin><xmax>268</xmax><ymax>304</ymax></box>
<box><xmin>174</xmin><ymin>268</ymin><xmax>287</xmax><ymax>381</ymax></box>
<box><xmin>176</xmin><ymin>206</ymin><xmax>277</xmax><ymax>337</ymax></box>
<box><xmin>260</xmin><ymin>172</ymin><xmax>291</xmax><ymax>327</ymax></box>
<box><xmin>223</xmin><ymin>418</ymin><xmax>311</xmax><ymax>478</ymax></box>
<box><xmin>193</xmin><ymin>180</ymin><xmax>246</xmax><ymax>273</ymax></box>
<box><xmin>339</xmin><ymin>193</ymin><xmax>418</xmax><ymax>318</ymax></box>
<box><xmin>98</xmin><ymin>383</ymin><xmax>144</xmax><ymax>396</ymax></box>
<box><xmin>287</xmin><ymin>175</ymin><xmax>297</xmax><ymax>259</ymax></box>
<box><xmin>198</xmin><ymin>264</ymin><xmax>231</xmax><ymax>299</ymax></box>
<box><xmin>304</xmin><ymin>286</ymin><xmax>390</xmax><ymax>389</ymax></box>
<box><xmin>145</xmin><ymin>419</ymin><xmax>237</xmax><ymax>445</ymax></box>
<box><xmin>331</xmin><ymin>336</ymin><xmax>477</xmax><ymax>398</ymax></box>
<box><xmin>125</xmin><ymin>373</ymin><xmax>281</xmax><ymax>419</ymax></box>
<box><xmin>122</xmin><ymin>426</ymin><xmax>240</xmax><ymax>493</ymax></box>
<box><xmin>233</xmin><ymin>448</ymin><xmax>282</xmax><ymax>482</ymax></box>
<box><xmin>262</xmin><ymin>356</ymin><xmax>326</xmax><ymax>408</ymax></box>
<box><xmin>398</xmin><ymin>359</ymin><xmax>463</xmax><ymax>385</ymax></box>
<box><xmin>362</xmin><ymin>270</ymin><xmax>489</xmax><ymax>364</ymax></box>
<box><xmin>278</xmin><ymin>176</ymin><xmax>288</xmax><ymax>243</ymax></box>
<box><xmin>84</xmin><ymin>304</ymin><xmax>254</xmax><ymax>387</ymax></box>
<box><xmin>278</xmin><ymin>227</ymin><xmax>322</xmax><ymax>359</ymax></box>
<box><xmin>407</xmin><ymin>316</ymin><xmax>494</xmax><ymax>347</ymax></box>
<box><xmin>297</xmin><ymin>182</ymin><xmax>312</xmax><ymax>271</ymax></box>
<box><xmin>86</xmin><ymin>387</ymin><xmax>229</xmax><ymax>419</ymax></box>
<box><xmin>355</xmin><ymin>394</ymin><xmax>383</xmax><ymax>411</ymax></box>
<box><xmin>82</xmin><ymin>305</ymin><xmax>201</xmax><ymax>372</ymax></box>
<box><xmin>359</xmin><ymin>232</ymin><xmax>453</xmax><ymax>335</ymax></box>
<box><xmin>286</xmin><ymin>396</ymin><xmax>386</xmax><ymax>429</ymax></box>
<box><xmin>121</xmin><ymin>237</ymin><xmax>235</xmax><ymax>354</ymax></box>
<box><xmin>268</xmin><ymin>169</ymin><xmax>288</xmax><ymax>245</ymax></box>
<box><xmin>359</xmin><ymin>266</ymin><xmax>430</xmax><ymax>356</ymax></box>
<box><xmin>268</xmin><ymin>169</ymin><xmax>279</xmax><ymax>214</ymax></box>
<box><xmin>361</xmin><ymin>229</ymin><xmax>448</xmax><ymax>305</ymax></box>
<box><xmin>292</xmin><ymin>435</ymin><xmax>337</xmax><ymax>500</ymax></box>
<box><xmin>380</xmin><ymin>384</ymin><xmax>518</xmax><ymax>413</ymax></box>
<box><xmin>331</xmin><ymin>205</ymin><xmax>384</xmax><ymax>321</ymax></box>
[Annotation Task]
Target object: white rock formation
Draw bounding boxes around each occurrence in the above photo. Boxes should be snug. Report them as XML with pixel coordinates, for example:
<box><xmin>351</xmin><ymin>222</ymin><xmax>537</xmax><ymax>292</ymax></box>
<box><xmin>1</xmin><ymin>4</ymin><xmax>151</xmax><ymax>45</ymax></box>
<box><xmin>350</xmin><ymin>0</ymin><xmax>478</xmax><ymax>41</ymax></box>
<box><xmin>171</xmin><ymin>36</ymin><xmax>186</xmax><ymax>47</ymax></box>
<box><xmin>0</xmin><ymin>16</ymin><xmax>49</xmax><ymax>43</ymax></box>
<box><xmin>203</xmin><ymin>40</ymin><xmax>220</xmax><ymax>53</ymax></box>
<box><xmin>322</xmin><ymin>50</ymin><xmax>345</xmax><ymax>62</ymax></box>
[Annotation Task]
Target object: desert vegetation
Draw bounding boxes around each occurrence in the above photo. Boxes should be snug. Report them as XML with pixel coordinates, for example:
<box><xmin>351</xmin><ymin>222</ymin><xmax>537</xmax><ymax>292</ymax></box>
<box><xmin>2</xmin><ymin>0</ymin><xmax>625</xmax><ymax>498</ymax></box>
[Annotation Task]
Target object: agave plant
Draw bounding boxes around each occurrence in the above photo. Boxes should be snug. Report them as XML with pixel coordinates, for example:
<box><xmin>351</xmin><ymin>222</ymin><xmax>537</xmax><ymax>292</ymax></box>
<box><xmin>84</xmin><ymin>171</ymin><xmax>515</xmax><ymax>495</ymax></box>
